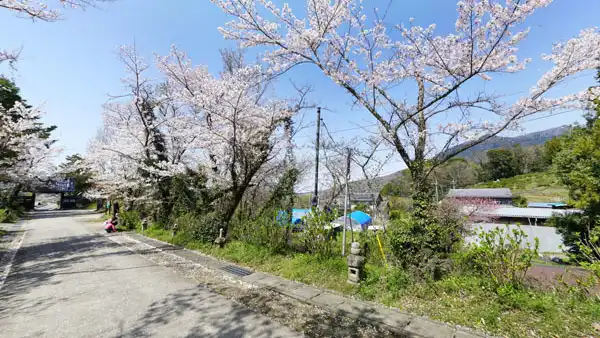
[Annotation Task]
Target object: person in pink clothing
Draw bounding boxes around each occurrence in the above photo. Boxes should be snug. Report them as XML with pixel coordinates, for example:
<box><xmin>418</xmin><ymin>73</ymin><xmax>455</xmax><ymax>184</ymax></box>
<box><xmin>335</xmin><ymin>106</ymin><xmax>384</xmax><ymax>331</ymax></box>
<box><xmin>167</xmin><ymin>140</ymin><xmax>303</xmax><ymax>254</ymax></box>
<box><xmin>104</xmin><ymin>214</ymin><xmax>118</xmax><ymax>233</ymax></box>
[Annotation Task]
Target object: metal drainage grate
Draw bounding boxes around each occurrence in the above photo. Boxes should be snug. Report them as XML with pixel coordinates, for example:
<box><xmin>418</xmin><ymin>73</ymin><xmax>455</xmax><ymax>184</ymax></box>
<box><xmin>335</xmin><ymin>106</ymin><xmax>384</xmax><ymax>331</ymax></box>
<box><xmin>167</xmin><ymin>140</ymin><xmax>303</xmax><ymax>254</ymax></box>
<box><xmin>220</xmin><ymin>265</ymin><xmax>253</xmax><ymax>277</ymax></box>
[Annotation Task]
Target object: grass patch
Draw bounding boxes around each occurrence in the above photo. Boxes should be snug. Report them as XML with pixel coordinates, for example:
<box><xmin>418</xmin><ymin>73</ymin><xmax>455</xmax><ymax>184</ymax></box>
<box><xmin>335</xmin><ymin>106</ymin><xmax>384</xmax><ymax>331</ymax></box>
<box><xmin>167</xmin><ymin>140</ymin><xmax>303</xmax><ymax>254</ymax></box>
<box><xmin>85</xmin><ymin>203</ymin><xmax>98</xmax><ymax>210</ymax></box>
<box><xmin>140</xmin><ymin>226</ymin><xmax>600</xmax><ymax>338</ymax></box>
<box><xmin>532</xmin><ymin>257</ymin><xmax>572</xmax><ymax>267</ymax></box>
<box><xmin>473</xmin><ymin>171</ymin><xmax>569</xmax><ymax>203</ymax></box>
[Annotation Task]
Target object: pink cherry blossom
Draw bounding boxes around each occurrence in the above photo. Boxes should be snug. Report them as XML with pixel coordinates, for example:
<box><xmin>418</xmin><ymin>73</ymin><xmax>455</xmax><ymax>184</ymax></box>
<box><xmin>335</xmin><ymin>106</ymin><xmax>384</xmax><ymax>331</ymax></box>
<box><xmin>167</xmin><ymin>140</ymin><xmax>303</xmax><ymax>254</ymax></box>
<box><xmin>211</xmin><ymin>0</ymin><xmax>600</xmax><ymax>180</ymax></box>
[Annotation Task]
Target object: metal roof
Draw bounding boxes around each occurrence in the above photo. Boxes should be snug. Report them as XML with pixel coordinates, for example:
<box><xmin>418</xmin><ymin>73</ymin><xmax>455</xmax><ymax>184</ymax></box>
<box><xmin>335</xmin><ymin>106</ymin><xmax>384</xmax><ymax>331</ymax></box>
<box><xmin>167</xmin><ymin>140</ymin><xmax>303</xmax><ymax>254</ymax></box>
<box><xmin>447</xmin><ymin>188</ymin><xmax>513</xmax><ymax>199</ymax></box>
<box><xmin>527</xmin><ymin>202</ymin><xmax>569</xmax><ymax>209</ymax></box>
<box><xmin>471</xmin><ymin>206</ymin><xmax>582</xmax><ymax>219</ymax></box>
<box><xmin>349</xmin><ymin>192</ymin><xmax>382</xmax><ymax>202</ymax></box>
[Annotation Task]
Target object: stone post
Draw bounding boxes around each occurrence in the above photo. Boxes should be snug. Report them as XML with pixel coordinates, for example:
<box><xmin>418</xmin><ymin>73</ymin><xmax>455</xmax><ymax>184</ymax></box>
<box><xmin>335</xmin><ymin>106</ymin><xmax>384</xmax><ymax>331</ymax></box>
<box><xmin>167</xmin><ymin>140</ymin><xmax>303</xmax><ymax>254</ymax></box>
<box><xmin>346</xmin><ymin>242</ymin><xmax>365</xmax><ymax>284</ymax></box>
<box><xmin>171</xmin><ymin>223</ymin><xmax>178</xmax><ymax>239</ymax></box>
<box><xmin>141</xmin><ymin>218</ymin><xmax>148</xmax><ymax>234</ymax></box>
<box><xmin>214</xmin><ymin>228</ymin><xmax>226</xmax><ymax>248</ymax></box>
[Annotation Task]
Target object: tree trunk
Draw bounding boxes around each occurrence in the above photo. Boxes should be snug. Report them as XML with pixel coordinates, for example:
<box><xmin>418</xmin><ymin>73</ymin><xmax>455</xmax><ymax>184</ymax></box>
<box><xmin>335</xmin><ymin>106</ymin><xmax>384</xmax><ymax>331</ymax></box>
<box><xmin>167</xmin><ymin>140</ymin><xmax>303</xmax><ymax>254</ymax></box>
<box><xmin>409</xmin><ymin>161</ymin><xmax>435</xmax><ymax>226</ymax></box>
<box><xmin>220</xmin><ymin>188</ymin><xmax>246</xmax><ymax>226</ymax></box>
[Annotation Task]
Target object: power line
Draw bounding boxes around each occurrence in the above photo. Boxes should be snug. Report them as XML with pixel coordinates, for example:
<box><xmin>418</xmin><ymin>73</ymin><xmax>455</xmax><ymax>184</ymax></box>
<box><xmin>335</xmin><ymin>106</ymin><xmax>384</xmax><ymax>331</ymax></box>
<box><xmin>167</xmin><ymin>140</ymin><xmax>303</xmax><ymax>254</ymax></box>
<box><xmin>522</xmin><ymin>109</ymin><xmax>579</xmax><ymax>122</ymax></box>
<box><xmin>298</xmin><ymin>107</ymin><xmax>579</xmax><ymax>140</ymax></box>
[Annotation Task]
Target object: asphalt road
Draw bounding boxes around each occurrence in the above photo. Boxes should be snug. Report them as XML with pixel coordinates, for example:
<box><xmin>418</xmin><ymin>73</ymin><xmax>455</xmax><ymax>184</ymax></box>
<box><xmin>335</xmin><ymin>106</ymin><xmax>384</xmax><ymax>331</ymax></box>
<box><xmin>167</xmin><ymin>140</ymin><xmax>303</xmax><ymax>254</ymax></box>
<box><xmin>0</xmin><ymin>211</ymin><xmax>301</xmax><ymax>338</ymax></box>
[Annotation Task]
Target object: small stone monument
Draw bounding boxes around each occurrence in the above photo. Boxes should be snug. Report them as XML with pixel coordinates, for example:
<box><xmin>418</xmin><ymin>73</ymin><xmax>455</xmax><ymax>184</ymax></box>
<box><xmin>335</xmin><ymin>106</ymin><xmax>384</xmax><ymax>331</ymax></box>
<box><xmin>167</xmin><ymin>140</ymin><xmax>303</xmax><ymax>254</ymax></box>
<box><xmin>346</xmin><ymin>242</ymin><xmax>365</xmax><ymax>284</ymax></box>
<box><xmin>214</xmin><ymin>228</ymin><xmax>227</xmax><ymax>248</ymax></box>
<box><xmin>141</xmin><ymin>218</ymin><xmax>148</xmax><ymax>233</ymax></box>
<box><xmin>171</xmin><ymin>223</ymin><xmax>178</xmax><ymax>238</ymax></box>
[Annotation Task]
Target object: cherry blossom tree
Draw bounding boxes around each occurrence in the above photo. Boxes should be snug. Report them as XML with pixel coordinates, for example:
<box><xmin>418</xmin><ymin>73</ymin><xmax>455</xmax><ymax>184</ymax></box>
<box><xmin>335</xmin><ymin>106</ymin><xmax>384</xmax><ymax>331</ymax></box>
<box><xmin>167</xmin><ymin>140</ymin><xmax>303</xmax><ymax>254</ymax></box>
<box><xmin>448</xmin><ymin>197</ymin><xmax>501</xmax><ymax>223</ymax></box>
<box><xmin>86</xmin><ymin>46</ymin><xmax>196</xmax><ymax>218</ymax></box>
<box><xmin>0</xmin><ymin>100</ymin><xmax>60</xmax><ymax>195</ymax></box>
<box><xmin>211</xmin><ymin>0</ymin><xmax>600</xmax><ymax>221</ymax></box>
<box><xmin>157</xmin><ymin>46</ymin><xmax>310</xmax><ymax>224</ymax></box>
<box><xmin>89</xmin><ymin>46</ymin><xmax>310</xmax><ymax>231</ymax></box>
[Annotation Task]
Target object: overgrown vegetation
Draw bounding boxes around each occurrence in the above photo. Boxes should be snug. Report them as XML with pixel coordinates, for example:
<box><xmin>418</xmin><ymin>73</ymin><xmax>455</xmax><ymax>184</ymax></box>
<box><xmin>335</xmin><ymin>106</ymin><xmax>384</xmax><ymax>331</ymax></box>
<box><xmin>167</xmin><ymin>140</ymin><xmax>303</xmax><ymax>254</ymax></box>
<box><xmin>467</xmin><ymin>227</ymin><xmax>539</xmax><ymax>287</ymax></box>
<box><xmin>0</xmin><ymin>205</ymin><xmax>22</xmax><ymax>223</ymax></box>
<box><xmin>548</xmin><ymin>94</ymin><xmax>600</xmax><ymax>291</ymax></box>
<box><xmin>137</xmin><ymin>218</ymin><xmax>599</xmax><ymax>338</ymax></box>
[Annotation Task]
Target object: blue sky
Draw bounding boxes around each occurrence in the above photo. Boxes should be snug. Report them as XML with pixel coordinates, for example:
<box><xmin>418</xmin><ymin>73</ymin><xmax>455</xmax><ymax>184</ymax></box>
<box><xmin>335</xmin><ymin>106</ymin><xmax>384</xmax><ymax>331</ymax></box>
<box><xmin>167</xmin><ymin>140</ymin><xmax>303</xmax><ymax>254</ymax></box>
<box><xmin>1</xmin><ymin>0</ymin><xmax>599</xmax><ymax>187</ymax></box>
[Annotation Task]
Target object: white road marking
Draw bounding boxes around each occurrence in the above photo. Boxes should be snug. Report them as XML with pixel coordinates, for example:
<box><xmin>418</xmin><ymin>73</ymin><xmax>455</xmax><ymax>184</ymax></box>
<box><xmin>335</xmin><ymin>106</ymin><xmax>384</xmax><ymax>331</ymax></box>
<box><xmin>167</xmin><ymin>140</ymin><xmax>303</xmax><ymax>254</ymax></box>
<box><xmin>0</xmin><ymin>230</ymin><xmax>26</xmax><ymax>291</ymax></box>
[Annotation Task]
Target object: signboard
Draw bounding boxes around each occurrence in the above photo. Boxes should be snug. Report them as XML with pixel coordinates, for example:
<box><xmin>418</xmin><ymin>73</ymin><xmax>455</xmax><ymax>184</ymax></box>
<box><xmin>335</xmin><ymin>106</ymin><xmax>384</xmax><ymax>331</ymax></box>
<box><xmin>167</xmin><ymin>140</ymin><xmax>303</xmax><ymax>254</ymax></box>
<box><xmin>50</xmin><ymin>178</ymin><xmax>75</xmax><ymax>192</ymax></box>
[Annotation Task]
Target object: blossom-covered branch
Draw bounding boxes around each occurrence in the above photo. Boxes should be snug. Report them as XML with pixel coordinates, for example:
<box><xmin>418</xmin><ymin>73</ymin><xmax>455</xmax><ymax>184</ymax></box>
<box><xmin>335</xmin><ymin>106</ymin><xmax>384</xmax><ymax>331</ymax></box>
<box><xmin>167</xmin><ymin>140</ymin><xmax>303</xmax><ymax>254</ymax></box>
<box><xmin>211</xmin><ymin>0</ymin><xmax>600</xmax><ymax>199</ymax></box>
<box><xmin>0</xmin><ymin>0</ymin><xmax>110</xmax><ymax>21</ymax></box>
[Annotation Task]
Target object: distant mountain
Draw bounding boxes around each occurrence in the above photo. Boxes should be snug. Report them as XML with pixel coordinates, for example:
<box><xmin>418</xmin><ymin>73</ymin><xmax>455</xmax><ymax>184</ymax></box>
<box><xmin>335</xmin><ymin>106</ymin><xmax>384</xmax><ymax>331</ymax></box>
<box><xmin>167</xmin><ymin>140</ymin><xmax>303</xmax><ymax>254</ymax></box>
<box><xmin>446</xmin><ymin>125</ymin><xmax>571</xmax><ymax>161</ymax></box>
<box><xmin>310</xmin><ymin>125</ymin><xmax>571</xmax><ymax>196</ymax></box>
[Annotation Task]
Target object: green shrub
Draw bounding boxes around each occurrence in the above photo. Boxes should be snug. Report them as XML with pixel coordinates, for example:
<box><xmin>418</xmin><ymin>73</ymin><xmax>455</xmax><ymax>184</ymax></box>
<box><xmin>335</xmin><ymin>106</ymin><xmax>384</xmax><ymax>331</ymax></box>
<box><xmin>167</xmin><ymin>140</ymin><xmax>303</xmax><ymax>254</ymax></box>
<box><xmin>353</xmin><ymin>203</ymin><xmax>370</xmax><ymax>213</ymax></box>
<box><xmin>513</xmin><ymin>195</ymin><xmax>528</xmax><ymax>207</ymax></box>
<box><xmin>388</xmin><ymin>209</ymin><xmax>409</xmax><ymax>221</ymax></box>
<box><xmin>560</xmin><ymin>225</ymin><xmax>600</xmax><ymax>295</ymax></box>
<box><xmin>356</xmin><ymin>230</ymin><xmax>389</xmax><ymax>266</ymax></box>
<box><xmin>0</xmin><ymin>207</ymin><xmax>22</xmax><ymax>223</ymax></box>
<box><xmin>389</xmin><ymin>200</ymin><xmax>466</xmax><ymax>279</ymax></box>
<box><xmin>548</xmin><ymin>213</ymin><xmax>600</xmax><ymax>262</ymax></box>
<box><xmin>230</xmin><ymin>211</ymin><xmax>290</xmax><ymax>253</ymax></box>
<box><xmin>468</xmin><ymin>225</ymin><xmax>539</xmax><ymax>288</ymax></box>
<box><xmin>297</xmin><ymin>209</ymin><xmax>337</xmax><ymax>258</ymax></box>
<box><xmin>119</xmin><ymin>210</ymin><xmax>141</xmax><ymax>230</ymax></box>
<box><xmin>176</xmin><ymin>212</ymin><xmax>222</xmax><ymax>243</ymax></box>
<box><xmin>359</xmin><ymin>266</ymin><xmax>411</xmax><ymax>301</ymax></box>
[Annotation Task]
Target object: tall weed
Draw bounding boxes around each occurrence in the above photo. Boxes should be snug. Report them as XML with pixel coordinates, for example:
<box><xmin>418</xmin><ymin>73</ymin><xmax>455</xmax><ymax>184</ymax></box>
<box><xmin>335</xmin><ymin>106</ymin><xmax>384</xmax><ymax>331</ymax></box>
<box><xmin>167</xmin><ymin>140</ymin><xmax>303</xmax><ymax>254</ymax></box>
<box><xmin>297</xmin><ymin>209</ymin><xmax>337</xmax><ymax>258</ymax></box>
<box><xmin>468</xmin><ymin>225</ymin><xmax>539</xmax><ymax>288</ymax></box>
<box><xmin>119</xmin><ymin>210</ymin><xmax>141</xmax><ymax>230</ymax></box>
<box><xmin>231</xmin><ymin>211</ymin><xmax>290</xmax><ymax>253</ymax></box>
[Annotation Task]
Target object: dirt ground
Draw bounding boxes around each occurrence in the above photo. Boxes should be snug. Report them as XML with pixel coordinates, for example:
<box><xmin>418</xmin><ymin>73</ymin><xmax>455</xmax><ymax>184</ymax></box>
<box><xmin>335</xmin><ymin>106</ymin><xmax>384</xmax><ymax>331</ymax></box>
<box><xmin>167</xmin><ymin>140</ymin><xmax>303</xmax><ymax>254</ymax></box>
<box><xmin>528</xmin><ymin>263</ymin><xmax>598</xmax><ymax>293</ymax></box>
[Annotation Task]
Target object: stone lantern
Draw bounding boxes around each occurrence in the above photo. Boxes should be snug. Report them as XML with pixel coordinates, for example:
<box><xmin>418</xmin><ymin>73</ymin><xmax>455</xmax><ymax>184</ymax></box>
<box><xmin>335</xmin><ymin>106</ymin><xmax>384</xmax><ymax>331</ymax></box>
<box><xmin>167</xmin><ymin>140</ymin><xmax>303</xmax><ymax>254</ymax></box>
<box><xmin>347</xmin><ymin>242</ymin><xmax>365</xmax><ymax>284</ymax></box>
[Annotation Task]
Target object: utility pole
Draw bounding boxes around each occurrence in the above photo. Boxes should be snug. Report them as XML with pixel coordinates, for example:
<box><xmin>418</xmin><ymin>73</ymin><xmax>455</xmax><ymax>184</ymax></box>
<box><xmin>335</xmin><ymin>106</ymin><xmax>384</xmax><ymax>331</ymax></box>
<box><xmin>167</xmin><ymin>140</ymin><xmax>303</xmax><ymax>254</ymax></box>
<box><xmin>435</xmin><ymin>178</ymin><xmax>439</xmax><ymax>203</ymax></box>
<box><xmin>312</xmin><ymin>107</ymin><xmax>321</xmax><ymax>208</ymax></box>
<box><xmin>342</xmin><ymin>148</ymin><xmax>351</xmax><ymax>256</ymax></box>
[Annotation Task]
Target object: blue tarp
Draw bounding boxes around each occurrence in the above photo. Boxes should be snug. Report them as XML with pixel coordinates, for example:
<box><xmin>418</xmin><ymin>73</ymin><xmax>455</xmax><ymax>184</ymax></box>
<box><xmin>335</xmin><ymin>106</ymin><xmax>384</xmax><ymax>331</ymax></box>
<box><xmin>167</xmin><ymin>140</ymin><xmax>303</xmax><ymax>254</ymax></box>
<box><xmin>332</xmin><ymin>210</ymin><xmax>373</xmax><ymax>231</ymax></box>
<box><xmin>348</xmin><ymin>210</ymin><xmax>372</xmax><ymax>226</ymax></box>
<box><xmin>292</xmin><ymin>208</ymin><xmax>310</xmax><ymax>224</ymax></box>
<box><xmin>277</xmin><ymin>208</ymin><xmax>310</xmax><ymax>225</ymax></box>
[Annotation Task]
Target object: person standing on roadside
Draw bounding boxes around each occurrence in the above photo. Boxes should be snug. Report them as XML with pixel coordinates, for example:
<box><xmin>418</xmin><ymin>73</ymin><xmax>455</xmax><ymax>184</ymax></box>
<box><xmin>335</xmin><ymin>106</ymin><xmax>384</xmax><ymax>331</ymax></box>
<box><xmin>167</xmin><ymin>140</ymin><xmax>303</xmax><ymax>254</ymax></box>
<box><xmin>113</xmin><ymin>201</ymin><xmax>120</xmax><ymax>217</ymax></box>
<box><xmin>106</xmin><ymin>200</ymin><xmax>111</xmax><ymax>215</ymax></box>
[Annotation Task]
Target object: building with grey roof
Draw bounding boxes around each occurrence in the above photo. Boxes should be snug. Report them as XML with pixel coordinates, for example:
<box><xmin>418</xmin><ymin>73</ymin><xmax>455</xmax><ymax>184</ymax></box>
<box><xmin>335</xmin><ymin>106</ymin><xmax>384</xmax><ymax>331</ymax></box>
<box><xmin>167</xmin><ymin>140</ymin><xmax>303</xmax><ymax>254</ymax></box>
<box><xmin>446</xmin><ymin>188</ymin><xmax>514</xmax><ymax>205</ymax></box>
<box><xmin>462</xmin><ymin>205</ymin><xmax>582</xmax><ymax>226</ymax></box>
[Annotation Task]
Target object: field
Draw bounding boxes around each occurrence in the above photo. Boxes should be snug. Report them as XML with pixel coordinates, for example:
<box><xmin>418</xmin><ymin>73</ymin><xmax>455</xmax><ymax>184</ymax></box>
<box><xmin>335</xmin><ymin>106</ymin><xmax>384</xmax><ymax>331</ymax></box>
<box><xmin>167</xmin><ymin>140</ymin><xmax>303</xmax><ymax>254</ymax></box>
<box><xmin>473</xmin><ymin>171</ymin><xmax>569</xmax><ymax>203</ymax></box>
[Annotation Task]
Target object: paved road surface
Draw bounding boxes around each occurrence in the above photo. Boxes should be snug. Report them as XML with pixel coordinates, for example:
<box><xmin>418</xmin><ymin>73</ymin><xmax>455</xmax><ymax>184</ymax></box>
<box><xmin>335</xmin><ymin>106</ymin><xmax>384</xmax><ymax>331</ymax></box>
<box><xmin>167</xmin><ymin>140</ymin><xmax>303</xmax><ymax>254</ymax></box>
<box><xmin>0</xmin><ymin>211</ymin><xmax>301</xmax><ymax>338</ymax></box>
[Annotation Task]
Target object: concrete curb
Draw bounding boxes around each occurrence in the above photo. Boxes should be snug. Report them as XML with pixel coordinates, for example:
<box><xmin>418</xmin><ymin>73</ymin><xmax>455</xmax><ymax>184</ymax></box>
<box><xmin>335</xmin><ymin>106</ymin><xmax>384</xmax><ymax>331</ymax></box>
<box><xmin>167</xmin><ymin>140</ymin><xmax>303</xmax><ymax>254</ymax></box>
<box><xmin>125</xmin><ymin>233</ymin><xmax>491</xmax><ymax>338</ymax></box>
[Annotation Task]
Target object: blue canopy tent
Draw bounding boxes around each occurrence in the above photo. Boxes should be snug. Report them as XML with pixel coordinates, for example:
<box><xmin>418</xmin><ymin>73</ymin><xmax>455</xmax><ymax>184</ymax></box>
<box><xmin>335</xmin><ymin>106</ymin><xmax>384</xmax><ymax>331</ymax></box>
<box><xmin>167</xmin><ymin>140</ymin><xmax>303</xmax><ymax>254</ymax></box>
<box><xmin>332</xmin><ymin>210</ymin><xmax>373</xmax><ymax>231</ymax></box>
